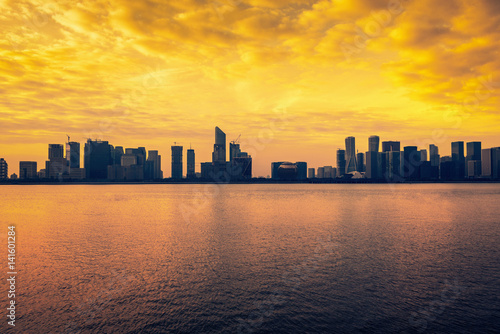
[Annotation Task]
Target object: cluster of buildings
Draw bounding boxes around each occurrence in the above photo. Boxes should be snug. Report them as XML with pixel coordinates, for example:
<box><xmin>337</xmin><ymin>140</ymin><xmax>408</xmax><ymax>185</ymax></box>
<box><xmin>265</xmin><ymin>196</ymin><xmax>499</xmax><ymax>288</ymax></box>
<box><xmin>295</xmin><ymin>136</ymin><xmax>500</xmax><ymax>181</ymax></box>
<box><xmin>0</xmin><ymin>126</ymin><xmax>252</xmax><ymax>181</ymax></box>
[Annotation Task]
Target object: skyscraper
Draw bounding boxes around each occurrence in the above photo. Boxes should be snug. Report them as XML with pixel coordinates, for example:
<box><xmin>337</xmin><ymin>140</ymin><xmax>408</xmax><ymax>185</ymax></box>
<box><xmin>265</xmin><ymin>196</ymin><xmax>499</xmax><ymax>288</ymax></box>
<box><xmin>213</xmin><ymin>126</ymin><xmax>226</xmax><ymax>164</ymax></box>
<box><xmin>147</xmin><ymin>150</ymin><xmax>162</xmax><ymax>179</ymax></box>
<box><xmin>84</xmin><ymin>139</ymin><xmax>113</xmax><ymax>179</ymax></box>
<box><xmin>345</xmin><ymin>136</ymin><xmax>356</xmax><ymax>173</ymax></box>
<box><xmin>19</xmin><ymin>161</ymin><xmax>37</xmax><ymax>179</ymax></box>
<box><xmin>368</xmin><ymin>136</ymin><xmax>380</xmax><ymax>153</ymax></box>
<box><xmin>356</xmin><ymin>152</ymin><xmax>364</xmax><ymax>172</ymax></box>
<box><xmin>420</xmin><ymin>149</ymin><xmax>428</xmax><ymax>162</ymax></box>
<box><xmin>429</xmin><ymin>144</ymin><xmax>440</xmax><ymax>167</ymax></box>
<box><xmin>47</xmin><ymin>143</ymin><xmax>67</xmax><ymax>179</ymax></box>
<box><xmin>187</xmin><ymin>148</ymin><xmax>195</xmax><ymax>178</ymax></box>
<box><xmin>0</xmin><ymin>158</ymin><xmax>8</xmax><ymax>179</ymax></box>
<box><xmin>403</xmin><ymin>146</ymin><xmax>420</xmax><ymax>180</ymax></box>
<box><xmin>229</xmin><ymin>142</ymin><xmax>240</xmax><ymax>163</ymax></box>
<box><xmin>365</xmin><ymin>151</ymin><xmax>378</xmax><ymax>179</ymax></box>
<box><xmin>382</xmin><ymin>141</ymin><xmax>400</xmax><ymax>152</ymax></box>
<box><xmin>336</xmin><ymin>149</ymin><xmax>346</xmax><ymax>176</ymax></box>
<box><xmin>171</xmin><ymin>145</ymin><xmax>183</xmax><ymax>179</ymax></box>
<box><xmin>466</xmin><ymin>142</ymin><xmax>481</xmax><ymax>177</ymax></box>
<box><xmin>66</xmin><ymin>142</ymin><xmax>80</xmax><ymax>169</ymax></box>
<box><xmin>451</xmin><ymin>141</ymin><xmax>465</xmax><ymax>179</ymax></box>
<box><xmin>49</xmin><ymin>144</ymin><xmax>64</xmax><ymax>159</ymax></box>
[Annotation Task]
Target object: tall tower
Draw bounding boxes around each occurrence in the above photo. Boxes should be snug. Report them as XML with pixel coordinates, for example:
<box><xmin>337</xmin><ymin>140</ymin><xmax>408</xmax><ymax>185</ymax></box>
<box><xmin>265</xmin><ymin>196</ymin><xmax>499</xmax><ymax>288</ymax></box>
<box><xmin>345</xmin><ymin>136</ymin><xmax>357</xmax><ymax>173</ymax></box>
<box><xmin>84</xmin><ymin>139</ymin><xmax>112</xmax><ymax>179</ymax></box>
<box><xmin>429</xmin><ymin>144</ymin><xmax>440</xmax><ymax>167</ymax></box>
<box><xmin>368</xmin><ymin>136</ymin><xmax>380</xmax><ymax>153</ymax></box>
<box><xmin>187</xmin><ymin>148</ymin><xmax>195</xmax><ymax>178</ymax></box>
<box><xmin>171</xmin><ymin>145</ymin><xmax>183</xmax><ymax>179</ymax></box>
<box><xmin>451</xmin><ymin>141</ymin><xmax>465</xmax><ymax>179</ymax></box>
<box><xmin>0</xmin><ymin>158</ymin><xmax>7</xmax><ymax>179</ymax></box>
<box><xmin>66</xmin><ymin>142</ymin><xmax>80</xmax><ymax>169</ymax></box>
<box><xmin>336</xmin><ymin>149</ymin><xmax>346</xmax><ymax>176</ymax></box>
<box><xmin>212</xmin><ymin>126</ymin><xmax>226</xmax><ymax>164</ymax></box>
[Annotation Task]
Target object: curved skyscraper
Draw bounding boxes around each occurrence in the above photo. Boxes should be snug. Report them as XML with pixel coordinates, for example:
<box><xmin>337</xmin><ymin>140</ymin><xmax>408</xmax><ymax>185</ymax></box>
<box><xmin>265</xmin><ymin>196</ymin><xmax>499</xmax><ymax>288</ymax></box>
<box><xmin>345</xmin><ymin>136</ymin><xmax>357</xmax><ymax>173</ymax></box>
<box><xmin>336</xmin><ymin>149</ymin><xmax>346</xmax><ymax>176</ymax></box>
<box><xmin>212</xmin><ymin>126</ymin><xmax>226</xmax><ymax>164</ymax></box>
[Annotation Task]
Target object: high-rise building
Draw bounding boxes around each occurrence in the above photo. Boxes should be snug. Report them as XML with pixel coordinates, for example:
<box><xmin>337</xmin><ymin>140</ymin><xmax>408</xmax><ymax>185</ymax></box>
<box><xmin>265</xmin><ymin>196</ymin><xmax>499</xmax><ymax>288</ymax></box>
<box><xmin>365</xmin><ymin>151</ymin><xmax>378</xmax><ymax>179</ymax></box>
<box><xmin>403</xmin><ymin>146</ymin><xmax>420</xmax><ymax>180</ymax></box>
<box><xmin>171</xmin><ymin>145</ymin><xmax>183</xmax><ymax>179</ymax></box>
<box><xmin>466</xmin><ymin>142</ymin><xmax>481</xmax><ymax>177</ymax></box>
<box><xmin>187</xmin><ymin>149</ymin><xmax>195</xmax><ymax>178</ymax></box>
<box><xmin>66</xmin><ymin>142</ymin><xmax>80</xmax><ymax>169</ymax></box>
<box><xmin>229</xmin><ymin>142</ymin><xmax>240</xmax><ymax>163</ymax></box>
<box><xmin>481</xmin><ymin>147</ymin><xmax>500</xmax><ymax>179</ymax></box>
<box><xmin>19</xmin><ymin>161</ymin><xmax>37</xmax><ymax>179</ymax></box>
<box><xmin>345</xmin><ymin>137</ymin><xmax>357</xmax><ymax>173</ymax></box>
<box><xmin>0</xmin><ymin>158</ymin><xmax>8</xmax><ymax>179</ymax></box>
<box><xmin>336</xmin><ymin>149</ymin><xmax>346</xmax><ymax>176</ymax></box>
<box><xmin>213</xmin><ymin>126</ymin><xmax>226</xmax><ymax>164</ymax></box>
<box><xmin>468</xmin><ymin>160</ymin><xmax>482</xmax><ymax>178</ymax></box>
<box><xmin>324</xmin><ymin>166</ymin><xmax>333</xmax><ymax>178</ymax></box>
<box><xmin>147</xmin><ymin>150</ymin><xmax>162</xmax><ymax>179</ymax></box>
<box><xmin>84</xmin><ymin>139</ymin><xmax>113</xmax><ymax>179</ymax></box>
<box><xmin>308</xmin><ymin>168</ymin><xmax>315</xmax><ymax>179</ymax></box>
<box><xmin>49</xmin><ymin>144</ymin><xmax>64</xmax><ymax>159</ymax></box>
<box><xmin>382</xmin><ymin>141</ymin><xmax>400</xmax><ymax>152</ymax></box>
<box><xmin>451</xmin><ymin>141</ymin><xmax>465</xmax><ymax>179</ymax></box>
<box><xmin>317</xmin><ymin>167</ymin><xmax>325</xmax><ymax>178</ymax></box>
<box><xmin>429</xmin><ymin>144</ymin><xmax>440</xmax><ymax>167</ymax></box>
<box><xmin>420</xmin><ymin>149</ymin><xmax>428</xmax><ymax>162</ymax></box>
<box><xmin>356</xmin><ymin>152</ymin><xmax>364</xmax><ymax>172</ymax></box>
<box><xmin>388</xmin><ymin>151</ymin><xmax>401</xmax><ymax>181</ymax></box>
<box><xmin>368</xmin><ymin>136</ymin><xmax>380</xmax><ymax>153</ymax></box>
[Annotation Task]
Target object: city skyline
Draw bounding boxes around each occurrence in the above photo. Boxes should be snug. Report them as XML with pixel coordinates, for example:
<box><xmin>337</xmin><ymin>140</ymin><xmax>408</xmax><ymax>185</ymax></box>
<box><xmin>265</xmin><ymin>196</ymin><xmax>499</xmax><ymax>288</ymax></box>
<box><xmin>1</xmin><ymin>0</ymin><xmax>500</xmax><ymax>178</ymax></box>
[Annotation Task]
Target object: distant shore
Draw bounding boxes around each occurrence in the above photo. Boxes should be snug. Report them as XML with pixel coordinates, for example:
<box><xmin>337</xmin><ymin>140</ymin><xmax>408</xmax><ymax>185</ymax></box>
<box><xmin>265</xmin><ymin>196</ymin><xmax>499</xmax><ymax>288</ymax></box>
<box><xmin>1</xmin><ymin>179</ymin><xmax>499</xmax><ymax>185</ymax></box>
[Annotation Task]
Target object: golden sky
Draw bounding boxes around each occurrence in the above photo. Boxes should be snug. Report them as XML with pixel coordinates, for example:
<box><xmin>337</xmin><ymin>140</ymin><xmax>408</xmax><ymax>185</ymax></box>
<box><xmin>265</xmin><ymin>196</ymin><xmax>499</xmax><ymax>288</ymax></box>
<box><xmin>1</xmin><ymin>0</ymin><xmax>499</xmax><ymax>177</ymax></box>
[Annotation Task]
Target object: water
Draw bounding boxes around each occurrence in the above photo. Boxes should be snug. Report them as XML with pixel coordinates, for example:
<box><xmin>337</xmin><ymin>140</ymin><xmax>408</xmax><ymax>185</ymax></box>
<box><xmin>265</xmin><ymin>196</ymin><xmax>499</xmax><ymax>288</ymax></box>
<box><xmin>1</xmin><ymin>184</ymin><xmax>499</xmax><ymax>333</ymax></box>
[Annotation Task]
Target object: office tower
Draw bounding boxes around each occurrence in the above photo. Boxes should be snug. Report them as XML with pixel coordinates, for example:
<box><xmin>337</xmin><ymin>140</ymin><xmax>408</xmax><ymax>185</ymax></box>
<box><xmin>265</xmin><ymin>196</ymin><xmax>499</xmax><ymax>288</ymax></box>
<box><xmin>147</xmin><ymin>150</ymin><xmax>162</xmax><ymax>179</ymax></box>
<box><xmin>420</xmin><ymin>149</ymin><xmax>428</xmax><ymax>162</ymax></box>
<box><xmin>377</xmin><ymin>152</ymin><xmax>389</xmax><ymax>179</ymax></box>
<box><xmin>308</xmin><ymin>168</ymin><xmax>315</xmax><ymax>178</ymax></box>
<box><xmin>271</xmin><ymin>162</ymin><xmax>284</xmax><ymax>179</ymax></box>
<box><xmin>317</xmin><ymin>167</ymin><xmax>325</xmax><ymax>178</ymax></box>
<box><xmin>368</xmin><ymin>136</ymin><xmax>380</xmax><ymax>153</ymax></box>
<box><xmin>323</xmin><ymin>166</ymin><xmax>333</xmax><ymax>178</ymax></box>
<box><xmin>66</xmin><ymin>142</ymin><xmax>80</xmax><ymax>169</ymax></box>
<box><xmin>451</xmin><ymin>141</ymin><xmax>465</xmax><ymax>179</ymax></box>
<box><xmin>356</xmin><ymin>152</ymin><xmax>364</xmax><ymax>172</ymax></box>
<box><xmin>345</xmin><ymin>137</ymin><xmax>357</xmax><ymax>173</ymax></box>
<box><xmin>466</xmin><ymin>142</ymin><xmax>481</xmax><ymax>177</ymax></box>
<box><xmin>481</xmin><ymin>147</ymin><xmax>500</xmax><ymax>179</ymax></box>
<box><xmin>468</xmin><ymin>160</ymin><xmax>482</xmax><ymax>178</ymax></box>
<box><xmin>213</xmin><ymin>126</ymin><xmax>226</xmax><ymax>164</ymax></box>
<box><xmin>296</xmin><ymin>162</ymin><xmax>307</xmax><ymax>180</ymax></box>
<box><xmin>403</xmin><ymin>146</ymin><xmax>420</xmax><ymax>179</ymax></box>
<box><xmin>49</xmin><ymin>144</ymin><xmax>64</xmax><ymax>159</ymax></box>
<box><xmin>0</xmin><ymin>158</ymin><xmax>8</xmax><ymax>179</ymax></box>
<box><xmin>440</xmin><ymin>156</ymin><xmax>453</xmax><ymax>180</ymax></box>
<box><xmin>336</xmin><ymin>149</ymin><xmax>346</xmax><ymax>176</ymax></box>
<box><xmin>19</xmin><ymin>161</ymin><xmax>37</xmax><ymax>179</ymax></box>
<box><xmin>113</xmin><ymin>146</ymin><xmax>124</xmax><ymax>166</ymax></box>
<box><xmin>365</xmin><ymin>151</ymin><xmax>378</xmax><ymax>179</ymax></box>
<box><xmin>229</xmin><ymin>142</ymin><xmax>240</xmax><ymax>163</ymax></box>
<box><xmin>171</xmin><ymin>145</ymin><xmax>183</xmax><ymax>179</ymax></box>
<box><xmin>84</xmin><ymin>139</ymin><xmax>113</xmax><ymax>179</ymax></box>
<box><xmin>187</xmin><ymin>149</ymin><xmax>195</xmax><ymax>178</ymax></box>
<box><xmin>429</xmin><ymin>144</ymin><xmax>440</xmax><ymax>167</ymax></box>
<box><xmin>382</xmin><ymin>141</ymin><xmax>400</xmax><ymax>152</ymax></box>
<box><xmin>387</xmin><ymin>151</ymin><xmax>401</xmax><ymax>180</ymax></box>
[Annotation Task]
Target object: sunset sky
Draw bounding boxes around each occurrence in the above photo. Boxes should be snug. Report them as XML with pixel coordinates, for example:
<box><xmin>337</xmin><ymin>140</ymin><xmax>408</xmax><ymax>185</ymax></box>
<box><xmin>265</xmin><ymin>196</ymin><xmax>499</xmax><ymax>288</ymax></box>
<box><xmin>1</xmin><ymin>0</ymin><xmax>499</xmax><ymax>177</ymax></box>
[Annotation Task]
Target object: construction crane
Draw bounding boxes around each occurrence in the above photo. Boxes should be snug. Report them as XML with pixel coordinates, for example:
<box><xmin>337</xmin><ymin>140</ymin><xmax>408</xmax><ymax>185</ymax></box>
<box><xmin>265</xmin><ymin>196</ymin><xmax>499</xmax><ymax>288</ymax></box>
<box><xmin>231</xmin><ymin>134</ymin><xmax>241</xmax><ymax>145</ymax></box>
<box><xmin>66</xmin><ymin>134</ymin><xmax>70</xmax><ymax>143</ymax></box>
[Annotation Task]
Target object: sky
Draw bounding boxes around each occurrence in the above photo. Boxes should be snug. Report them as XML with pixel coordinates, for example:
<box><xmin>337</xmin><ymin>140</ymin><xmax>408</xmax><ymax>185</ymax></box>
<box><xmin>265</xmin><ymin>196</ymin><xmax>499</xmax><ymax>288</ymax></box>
<box><xmin>1</xmin><ymin>0</ymin><xmax>499</xmax><ymax>177</ymax></box>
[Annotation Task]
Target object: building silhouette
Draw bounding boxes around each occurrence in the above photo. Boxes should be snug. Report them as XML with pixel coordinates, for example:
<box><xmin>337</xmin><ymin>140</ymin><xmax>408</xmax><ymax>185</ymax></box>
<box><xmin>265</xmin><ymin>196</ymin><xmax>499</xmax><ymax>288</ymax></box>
<box><xmin>187</xmin><ymin>148</ymin><xmax>195</xmax><ymax>178</ymax></box>
<box><xmin>336</xmin><ymin>149</ymin><xmax>346</xmax><ymax>177</ymax></box>
<box><xmin>429</xmin><ymin>144</ymin><xmax>440</xmax><ymax>166</ymax></box>
<box><xmin>382</xmin><ymin>141</ymin><xmax>400</xmax><ymax>152</ymax></box>
<box><xmin>345</xmin><ymin>136</ymin><xmax>357</xmax><ymax>173</ymax></box>
<box><xmin>403</xmin><ymin>146</ymin><xmax>420</xmax><ymax>180</ymax></box>
<box><xmin>146</xmin><ymin>150</ymin><xmax>162</xmax><ymax>180</ymax></box>
<box><xmin>308</xmin><ymin>168</ymin><xmax>315</xmax><ymax>178</ymax></box>
<box><xmin>84</xmin><ymin>139</ymin><xmax>112</xmax><ymax>179</ymax></box>
<box><xmin>451</xmin><ymin>141</ymin><xmax>465</xmax><ymax>179</ymax></box>
<box><xmin>19</xmin><ymin>161</ymin><xmax>37</xmax><ymax>179</ymax></box>
<box><xmin>66</xmin><ymin>142</ymin><xmax>80</xmax><ymax>168</ymax></box>
<box><xmin>213</xmin><ymin>126</ymin><xmax>226</xmax><ymax>164</ymax></box>
<box><xmin>368</xmin><ymin>135</ymin><xmax>380</xmax><ymax>153</ymax></box>
<box><xmin>356</xmin><ymin>152</ymin><xmax>364</xmax><ymax>172</ymax></box>
<box><xmin>466</xmin><ymin>142</ymin><xmax>481</xmax><ymax>178</ymax></box>
<box><xmin>46</xmin><ymin>144</ymin><xmax>67</xmax><ymax>179</ymax></box>
<box><xmin>171</xmin><ymin>145</ymin><xmax>183</xmax><ymax>179</ymax></box>
<box><xmin>0</xmin><ymin>158</ymin><xmax>8</xmax><ymax>179</ymax></box>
